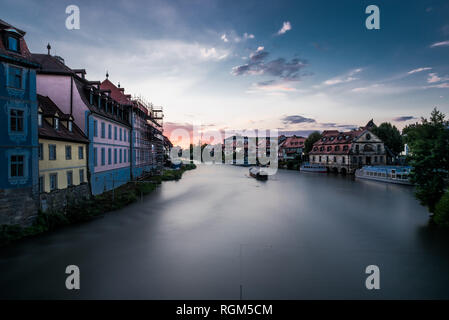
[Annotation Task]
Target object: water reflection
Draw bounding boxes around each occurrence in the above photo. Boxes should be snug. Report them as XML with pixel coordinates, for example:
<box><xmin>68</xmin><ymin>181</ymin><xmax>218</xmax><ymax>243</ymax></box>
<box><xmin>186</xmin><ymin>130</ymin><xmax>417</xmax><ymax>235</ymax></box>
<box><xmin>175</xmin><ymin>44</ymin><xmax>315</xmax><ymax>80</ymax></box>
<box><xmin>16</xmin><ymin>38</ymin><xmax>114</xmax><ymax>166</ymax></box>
<box><xmin>0</xmin><ymin>164</ymin><xmax>448</xmax><ymax>299</ymax></box>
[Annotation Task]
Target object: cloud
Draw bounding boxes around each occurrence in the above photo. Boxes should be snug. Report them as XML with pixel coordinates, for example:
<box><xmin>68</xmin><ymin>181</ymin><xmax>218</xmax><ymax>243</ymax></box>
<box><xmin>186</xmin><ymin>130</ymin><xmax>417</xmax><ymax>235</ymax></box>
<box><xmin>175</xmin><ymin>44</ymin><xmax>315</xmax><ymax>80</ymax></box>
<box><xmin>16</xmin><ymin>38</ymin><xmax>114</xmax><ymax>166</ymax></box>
<box><xmin>425</xmin><ymin>82</ymin><xmax>449</xmax><ymax>89</ymax></box>
<box><xmin>277</xmin><ymin>21</ymin><xmax>292</xmax><ymax>35</ymax></box>
<box><xmin>231</xmin><ymin>48</ymin><xmax>307</xmax><ymax>80</ymax></box>
<box><xmin>408</xmin><ymin>67</ymin><xmax>432</xmax><ymax>74</ymax></box>
<box><xmin>221</xmin><ymin>34</ymin><xmax>228</xmax><ymax>42</ymax></box>
<box><xmin>430</xmin><ymin>40</ymin><xmax>449</xmax><ymax>48</ymax></box>
<box><xmin>200</xmin><ymin>47</ymin><xmax>229</xmax><ymax>60</ymax></box>
<box><xmin>427</xmin><ymin>72</ymin><xmax>449</xmax><ymax>83</ymax></box>
<box><xmin>281</xmin><ymin>115</ymin><xmax>316</xmax><ymax>124</ymax></box>
<box><xmin>320</xmin><ymin>123</ymin><xmax>358</xmax><ymax>130</ymax></box>
<box><xmin>392</xmin><ymin>116</ymin><xmax>416</xmax><ymax>122</ymax></box>
<box><xmin>243</xmin><ymin>32</ymin><xmax>255</xmax><ymax>40</ymax></box>
<box><xmin>247</xmin><ymin>80</ymin><xmax>298</xmax><ymax>94</ymax></box>
<box><xmin>323</xmin><ymin>68</ymin><xmax>362</xmax><ymax>86</ymax></box>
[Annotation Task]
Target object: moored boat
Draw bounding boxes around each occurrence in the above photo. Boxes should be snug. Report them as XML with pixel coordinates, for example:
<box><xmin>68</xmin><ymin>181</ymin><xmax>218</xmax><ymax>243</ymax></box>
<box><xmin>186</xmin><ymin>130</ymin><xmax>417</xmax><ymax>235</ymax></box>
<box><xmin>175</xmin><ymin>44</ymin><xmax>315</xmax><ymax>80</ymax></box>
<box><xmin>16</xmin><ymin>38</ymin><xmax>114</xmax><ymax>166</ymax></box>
<box><xmin>355</xmin><ymin>166</ymin><xmax>413</xmax><ymax>185</ymax></box>
<box><xmin>249</xmin><ymin>167</ymin><xmax>268</xmax><ymax>181</ymax></box>
<box><xmin>300</xmin><ymin>162</ymin><xmax>327</xmax><ymax>173</ymax></box>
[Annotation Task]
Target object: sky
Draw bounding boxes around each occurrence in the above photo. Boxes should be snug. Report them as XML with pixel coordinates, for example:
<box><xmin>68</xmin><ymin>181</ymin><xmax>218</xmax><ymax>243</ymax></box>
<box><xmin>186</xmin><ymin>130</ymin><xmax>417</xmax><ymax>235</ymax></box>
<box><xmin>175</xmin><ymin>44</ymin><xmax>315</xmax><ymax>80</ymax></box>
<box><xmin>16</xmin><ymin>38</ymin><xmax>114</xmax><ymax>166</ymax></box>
<box><xmin>2</xmin><ymin>0</ymin><xmax>449</xmax><ymax>147</ymax></box>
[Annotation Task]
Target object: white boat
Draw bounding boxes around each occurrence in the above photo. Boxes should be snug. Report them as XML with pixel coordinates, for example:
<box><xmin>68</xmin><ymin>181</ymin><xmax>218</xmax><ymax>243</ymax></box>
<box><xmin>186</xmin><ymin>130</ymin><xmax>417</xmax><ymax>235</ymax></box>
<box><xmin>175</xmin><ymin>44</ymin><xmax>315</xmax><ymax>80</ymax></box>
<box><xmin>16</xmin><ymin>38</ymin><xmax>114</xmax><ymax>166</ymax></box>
<box><xmin>249</xmin><ymin>167</ymin><xmax>268</xmax><ymax>180</ymax></box>
<box><xmin>355</xmin><ymin>166</ymin><xmax>413</xmax><ymax>185</ymax></box>
<box><xmin>300</xmin><ymin>163</ymin><xmax>327</xmax><ymax>173</ymax></box>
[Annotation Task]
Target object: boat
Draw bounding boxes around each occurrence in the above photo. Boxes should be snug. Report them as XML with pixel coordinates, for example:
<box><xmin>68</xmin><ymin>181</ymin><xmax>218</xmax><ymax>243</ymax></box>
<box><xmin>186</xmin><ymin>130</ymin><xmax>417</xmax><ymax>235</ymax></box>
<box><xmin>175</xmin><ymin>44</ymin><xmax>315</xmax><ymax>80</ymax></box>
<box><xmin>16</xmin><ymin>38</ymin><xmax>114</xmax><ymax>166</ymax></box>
<box><xmin>249</xmin><ymin>167</ymin><xmax>268</xmax><ymax>181</ymax></box>
<box><xmin>355</xmin><ymin>166</ymin><xmax>413</xmax><ymax>185</ymax></box>
<box><xmin>300</xmin><ymin>163</ymin><xmax>327</xmax><ymax>173</ymax></box>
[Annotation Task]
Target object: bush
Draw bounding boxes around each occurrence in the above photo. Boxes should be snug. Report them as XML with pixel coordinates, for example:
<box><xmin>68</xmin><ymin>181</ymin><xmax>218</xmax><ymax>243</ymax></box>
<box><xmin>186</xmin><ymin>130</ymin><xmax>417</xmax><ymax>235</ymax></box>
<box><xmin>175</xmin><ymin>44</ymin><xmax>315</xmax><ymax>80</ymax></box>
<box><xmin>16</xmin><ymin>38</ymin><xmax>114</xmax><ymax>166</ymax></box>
<box><xmin>434</xmin><ymin>191</ymin><xmax>449</xmax><ymax>227</ymax></box>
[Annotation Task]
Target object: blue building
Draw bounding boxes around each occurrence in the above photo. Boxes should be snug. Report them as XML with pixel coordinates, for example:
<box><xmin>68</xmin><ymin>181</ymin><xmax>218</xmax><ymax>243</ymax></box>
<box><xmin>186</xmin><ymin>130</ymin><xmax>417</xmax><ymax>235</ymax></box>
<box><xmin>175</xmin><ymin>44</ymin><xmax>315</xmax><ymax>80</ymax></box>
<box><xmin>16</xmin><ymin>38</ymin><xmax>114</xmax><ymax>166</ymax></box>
<box><xmin>0</xmin><ymin>19</ymin><xmax>40</xmax><ymax>226</ymax></box>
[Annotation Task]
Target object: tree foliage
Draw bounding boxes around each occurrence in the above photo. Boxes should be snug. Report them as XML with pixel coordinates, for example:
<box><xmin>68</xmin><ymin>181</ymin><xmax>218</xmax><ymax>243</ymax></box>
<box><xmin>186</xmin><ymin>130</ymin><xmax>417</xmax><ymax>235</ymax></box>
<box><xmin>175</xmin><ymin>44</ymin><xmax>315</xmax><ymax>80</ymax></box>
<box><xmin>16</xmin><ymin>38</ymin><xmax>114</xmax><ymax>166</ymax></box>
<box><xmin>370</xmin><ymin>122</ymin><xmax>404</xmax><ymax>155</ymax></box>
<box><xmin>404</xmin><ymin>108</ymin><xmax>449</xmax><ymax>215</ymax></box>
<box><xmin>304</xmin><ymin>131</ymin><xmax>322</xmax><ymax>154</ymax></box>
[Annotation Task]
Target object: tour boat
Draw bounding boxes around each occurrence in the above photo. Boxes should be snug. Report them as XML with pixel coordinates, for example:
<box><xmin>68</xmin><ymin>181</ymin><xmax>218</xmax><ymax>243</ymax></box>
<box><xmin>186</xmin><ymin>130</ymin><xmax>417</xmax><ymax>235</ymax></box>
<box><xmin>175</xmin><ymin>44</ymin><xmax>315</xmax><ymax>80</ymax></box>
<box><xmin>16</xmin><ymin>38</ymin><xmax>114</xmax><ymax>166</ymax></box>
<box><xmin>249</xmin><ymin>167</ymin><xmax>268</xmax><ymax>181</ymax></box>
<box><xmin>355</xmin><ymin>166</ymin><xmax>413</xmax><ymax>185</ymax></box>
<box><xmin>300</xmin><ymin>163</ymin><xmax>327</xmax><ymax>173</ymax></box>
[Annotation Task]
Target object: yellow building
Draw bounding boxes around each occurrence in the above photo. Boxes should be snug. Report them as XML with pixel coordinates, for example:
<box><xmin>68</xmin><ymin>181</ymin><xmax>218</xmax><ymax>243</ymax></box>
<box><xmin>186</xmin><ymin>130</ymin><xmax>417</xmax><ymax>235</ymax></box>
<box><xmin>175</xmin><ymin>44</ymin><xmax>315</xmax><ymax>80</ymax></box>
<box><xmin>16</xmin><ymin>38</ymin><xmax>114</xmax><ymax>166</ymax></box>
<box><xmin>38</xmin><ymin>95</ymin><xmax>88</xmax><ymax>193</ymax></box>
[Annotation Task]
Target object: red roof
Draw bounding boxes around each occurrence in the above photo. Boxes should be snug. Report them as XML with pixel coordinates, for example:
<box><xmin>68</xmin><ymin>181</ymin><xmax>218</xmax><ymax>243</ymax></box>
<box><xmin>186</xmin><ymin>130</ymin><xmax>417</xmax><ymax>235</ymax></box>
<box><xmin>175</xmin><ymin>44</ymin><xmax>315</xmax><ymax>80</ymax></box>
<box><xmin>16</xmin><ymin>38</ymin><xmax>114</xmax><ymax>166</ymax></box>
<box><xmin>309</xmin><ymin>129</ymin><xmax>364</xmax><ymax>155</ymax></box>
<box><xmin>100</xmin><ymin>79</ymin><xmax>133</xmax><ymax>105</ymax></box>
<box><xmin>280</xmin><ymin>135</ymin><xmax>305</xmax><ymax>149</ymax></box>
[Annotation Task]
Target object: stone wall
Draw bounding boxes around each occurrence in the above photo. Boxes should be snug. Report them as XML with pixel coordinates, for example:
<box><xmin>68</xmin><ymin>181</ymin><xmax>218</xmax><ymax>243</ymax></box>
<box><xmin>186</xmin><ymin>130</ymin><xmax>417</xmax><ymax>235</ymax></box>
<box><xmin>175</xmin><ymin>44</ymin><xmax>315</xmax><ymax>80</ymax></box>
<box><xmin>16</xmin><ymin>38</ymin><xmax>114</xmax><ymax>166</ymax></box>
<box><xmin>0</xmin><ymin>187</ymin><xmax>38</xmax><ymax>226</ymax></box>
<box><xmin>40</xmin><ymin>183</ymin><xmax>91</xmax><ymax>213</ymax></box>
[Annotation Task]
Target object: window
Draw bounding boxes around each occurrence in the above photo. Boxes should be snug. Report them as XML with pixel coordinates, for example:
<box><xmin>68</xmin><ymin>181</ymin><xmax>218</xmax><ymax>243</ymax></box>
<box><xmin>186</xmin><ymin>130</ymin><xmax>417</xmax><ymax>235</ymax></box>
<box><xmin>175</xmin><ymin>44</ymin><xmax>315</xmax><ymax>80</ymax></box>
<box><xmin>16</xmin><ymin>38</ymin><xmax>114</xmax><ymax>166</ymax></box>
<box><xmin>327</xmin><ymin>146</ymin><xmax>332</xmax><ymax>152</ymax></box>
<box><xmin>101</xmin><ymin>122</ymin><xmax>105</xmax><ymax>138</ymax></box>
<box><xmin>366</xmin><ymin>133</ymin><xmax>371</xmax><ymax>140</ymax></box>
<box><xmin>7</xmin><ymin>36</ymin><xmax>19</xmax><ymax>51</ymax></box>
<box><xmin>124</xmin><ymin>130</ymin><xmax>126</xmax><ymax>142</ymax></box>
<box><xmin>377</xmin><ymin>145</ymin><xmax>381</xmax><ymax>153</ymax></box>
<box><xmin>120</xmin><ymin>128</ymin><xmax>122</xmax><ymax>141</ymax></box>
<box><xmin>10</xmin><ymin>155</ymin><xmax>24</xmax><ymax>177</ymax></box>
<box><xmin>38</xmin><ymin>143</ymin><xmax>43</xmax><ymax>160</ymax></box>
<box><xmin>93</xmin><ymin>148</ymin><xmax>98</xmax><ymax>167</ymax></box>
<box><xmin>10</xmin><ymin>109</ymin><xmax>24</xmax><ymax>132</ymax></box>
<box><xmin>93</xmin><ymin>120</ymin><xmax>98</xmax><ymax>137</ymax></box>
<box><xmin>79</xmin><ymin>169</ymin><xmax>84</xmax><ymax>183</ymax></box>
<box><xmin>54</xmin><ymin>118</ymin><xmax>59</xmax><ymax>130</ymax></box>
<box><xmin>124</xmin><ymin>149</ymin><xmax>127</xmax><ymax>163</ymax></box>
<box><xmin>50</xmin><ymin>173</ymin><xmax>57</xmax><ymax>191</ymax></box>
<box><xmin>356</xmin><ymin>145</ymin><xmax>359</xmax><ymax>153</ymax></box>
<box><xmin>335</xmin><ymin>146</ymin><xmax>340</xmax><ymax>151</ymax></box>
<box><xmin>101</xmin><ymin>148</ymin><xmax>105</xmax><ymax>166</ymax></box>
<box><xmin>78</xmin><ymin>146</ymin><xmax>84</xmax><ymax>159</ymax></box>
<box><xmin>114</xmin><ymin>149</ymin><xmax>117</xmax><ymax>164</ymax></box>
<box><xmin>108</xmin><ymin>124</ymin><xmax>112</xmax><ymax>139</ymax></box>
<box><xmin>49</xmin><ymin>144</ymin><xmax>57</xmax><ymax>160</ymax></box>
<box><xmin>68</xmin><ymin>121</ymin><xmax>73</xmax><ymax>132</ymax></box>
<box><xmin>114</xmin><ymin>126</ymin><xmax>117</xmax><ymax>140</ymax></box>
<box><xmin>342</xmin><ymin>157</ymin><xmax>346</xmax><ymax>164</ymax></box>
<box><xmin>374</xmin><ymin>156</ymin><xmax>378</xmax><ymax>163</ymax></box>
<box><xmin>108</xmin><ymin>148</ymin><xmax>112</xmax><ymax>165</ymax></box>
<box><xmin>38</xmin><ymin>113</ymin><xmax>42</xmax><ymax>127</ymax></box>
<box><xmin>39</xmin><ymin>176</ymin><xmax>44</xmax><ymax>193</ymax></box>
<box><xmin>65</xmin><ymin>145</ymin><xmax>72</xmax><ymax>160</ymax></box>
<box><xmin>333</xmin><ymin>156</ymin><xmax>337</xmax><ymax>162</ymax></box>
<box><xmin>120</xmin><ymin>149</ymin><xmax>122</xmax><ymax>163</ymax></box>
<box><xmin>8</xmin><ymin>66</ymin><xmax>22</xmax><ymax>89</ymax></box>
<box><xmin>343</xmin><ymin>145</ymin><xmax>348</xmax><ymax>151</ymax></box>
<box><xmin>67</xmin><ymin>171</ymin><xmax>73</xmax><ymax>186</ymax></box>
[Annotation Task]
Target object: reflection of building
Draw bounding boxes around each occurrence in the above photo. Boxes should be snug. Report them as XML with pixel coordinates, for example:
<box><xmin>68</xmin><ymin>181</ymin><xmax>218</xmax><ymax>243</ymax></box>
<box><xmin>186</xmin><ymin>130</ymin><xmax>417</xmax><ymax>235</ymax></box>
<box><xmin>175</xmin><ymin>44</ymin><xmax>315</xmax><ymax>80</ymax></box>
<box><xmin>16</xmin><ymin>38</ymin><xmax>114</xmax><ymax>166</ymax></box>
<box><xmin>278</xmin><ymin>135</ymin><xmax>305</xmax><ymax>160</ymax></box>
<box><xmin>37</xmin><ymin>95</ymin><xmax>89</xmax><ymax>211</ymax></box>
<box><xmin>0</xmin><ymin>19</ymin><xmax>40</xmax><ymax>226</ymax></box>
<box><xmin>309</xmin><ymin>120</ymin><xmax>386</xmax><ymax>174</ymax></box>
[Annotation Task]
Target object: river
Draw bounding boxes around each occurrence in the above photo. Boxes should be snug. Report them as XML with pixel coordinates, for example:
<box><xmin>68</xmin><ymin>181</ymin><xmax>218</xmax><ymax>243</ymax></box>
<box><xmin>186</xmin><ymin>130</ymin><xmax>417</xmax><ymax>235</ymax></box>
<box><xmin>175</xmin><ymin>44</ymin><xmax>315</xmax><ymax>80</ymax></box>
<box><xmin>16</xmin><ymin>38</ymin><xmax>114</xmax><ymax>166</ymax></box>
<box><xmin>1</xmin><ymin>164</ymin><xmax>448</xmax><ymax>299</ymax></box>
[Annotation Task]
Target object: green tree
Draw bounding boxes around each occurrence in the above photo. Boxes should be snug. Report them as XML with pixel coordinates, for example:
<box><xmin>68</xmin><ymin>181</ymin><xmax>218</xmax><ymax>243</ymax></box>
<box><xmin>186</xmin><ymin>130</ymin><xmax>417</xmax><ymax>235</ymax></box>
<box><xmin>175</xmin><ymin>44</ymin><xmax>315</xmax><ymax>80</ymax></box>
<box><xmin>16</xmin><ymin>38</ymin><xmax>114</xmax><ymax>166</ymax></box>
<box><xmin>304</xmin><ymin>131</ymin><xmax>322</xmax><ymax>154</ymax></box>
<box><xmin>370</xmin><ymin>122</ymin><xmax>404</xmax><ymax>155</ymax></box>
<box><xmin>404</xmin><ymin>108</ymin><xmax>449</xmax><ymax>215</ymax></box>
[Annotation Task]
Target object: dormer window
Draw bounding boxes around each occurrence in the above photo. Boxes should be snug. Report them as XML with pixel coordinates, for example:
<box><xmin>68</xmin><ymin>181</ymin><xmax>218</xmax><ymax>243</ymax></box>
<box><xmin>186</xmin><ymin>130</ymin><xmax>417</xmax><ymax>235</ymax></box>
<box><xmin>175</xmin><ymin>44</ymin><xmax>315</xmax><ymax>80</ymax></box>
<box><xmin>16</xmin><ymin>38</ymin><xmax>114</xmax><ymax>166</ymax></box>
<box><xmin>68</xmin><ymin>120</ymin><xmax>73</xmax><ymax>132</ymax></box>
<box><xmin>6</xmin><ymin>35</ymin><xmax>20</xmax><ymax>52</ymax></box>
<box><xmin>54</xmin><ymin>118</ymin><xmax>59</xmax><ymax>130</ymax></box>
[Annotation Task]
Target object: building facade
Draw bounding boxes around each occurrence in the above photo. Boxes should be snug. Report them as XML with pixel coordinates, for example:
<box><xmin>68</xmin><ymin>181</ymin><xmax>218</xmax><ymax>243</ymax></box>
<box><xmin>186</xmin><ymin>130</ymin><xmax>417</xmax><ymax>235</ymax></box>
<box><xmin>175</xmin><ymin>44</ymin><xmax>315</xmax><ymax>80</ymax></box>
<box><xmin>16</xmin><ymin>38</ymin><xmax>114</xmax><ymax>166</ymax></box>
<box><xmin>0</xmin><ymin>20</ymin><xmax>40</xmax><ymax>226</ymax></box>
<box><xmin>37</xmin><ymin>95</ymin><xmax>89</xmax><ymax>211</ymax></box>
<box><xmin>278</xmin><ymin>135</ymin><xmax>305</xmax><ymax>160</ymax></box>
<box><xmin>32</xmin><ymin>54</ymin><xmax>133</xmax><ymax>195</ymax></box>
<box><xmin>309</xmin><ymin>121</ymin><xmax>386</xmax><ymax>174</ymax></box>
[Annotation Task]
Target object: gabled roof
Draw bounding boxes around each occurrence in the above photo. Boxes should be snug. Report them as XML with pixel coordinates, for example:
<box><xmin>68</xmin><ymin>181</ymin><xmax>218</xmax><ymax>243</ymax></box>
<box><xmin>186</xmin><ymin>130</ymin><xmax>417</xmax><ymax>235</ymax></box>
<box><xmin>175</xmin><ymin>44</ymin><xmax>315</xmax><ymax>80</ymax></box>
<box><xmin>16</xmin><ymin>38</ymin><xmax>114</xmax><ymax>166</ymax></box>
<box><xmin>280</xmin><ymin>135</ymin><xmax>305</xmax><ymax>149</ymax></box>
<box><xmin>100</xmin><ymin>79</ymin><xmax>133</xmax><ymax>105</ymax></box>
<box><xmin>38</xmin><ymin>94</ymin><xmax>88</xmax><ymax>144</ymax></box>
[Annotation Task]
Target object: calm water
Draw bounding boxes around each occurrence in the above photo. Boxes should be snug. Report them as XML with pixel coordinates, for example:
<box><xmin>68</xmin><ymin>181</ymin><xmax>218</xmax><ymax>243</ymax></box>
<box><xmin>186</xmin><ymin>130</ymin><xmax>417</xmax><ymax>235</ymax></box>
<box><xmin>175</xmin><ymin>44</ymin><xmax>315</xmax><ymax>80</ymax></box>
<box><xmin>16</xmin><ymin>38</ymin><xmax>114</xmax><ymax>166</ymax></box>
<box><xmin>1</xmin><ymin>165</ymin><xmax>448</xmax><ymax>299</ymax></box>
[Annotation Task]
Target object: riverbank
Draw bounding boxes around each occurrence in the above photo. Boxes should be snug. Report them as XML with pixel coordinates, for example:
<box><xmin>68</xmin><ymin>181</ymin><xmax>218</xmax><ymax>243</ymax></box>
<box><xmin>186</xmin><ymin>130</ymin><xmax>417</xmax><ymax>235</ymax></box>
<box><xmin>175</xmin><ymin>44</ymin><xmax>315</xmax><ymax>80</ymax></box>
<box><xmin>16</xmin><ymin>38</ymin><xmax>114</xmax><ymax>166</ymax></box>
<box><xmin>0</xmin><ymin>163</ymin><xmax>196</xmax><ymax>246</ymax></box>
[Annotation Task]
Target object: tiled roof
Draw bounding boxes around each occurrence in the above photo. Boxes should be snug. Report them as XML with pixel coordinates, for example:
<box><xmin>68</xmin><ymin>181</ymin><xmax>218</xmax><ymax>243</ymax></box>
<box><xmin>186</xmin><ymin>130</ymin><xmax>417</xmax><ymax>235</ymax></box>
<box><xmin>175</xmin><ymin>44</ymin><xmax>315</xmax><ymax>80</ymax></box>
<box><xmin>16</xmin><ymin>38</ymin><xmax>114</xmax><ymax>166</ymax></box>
<box><xmin>38</xmin><ymin>94</ymin><xmax>88</xmax><ymax>144</ymax></box>
<box><xmin>280</xmin><ymin>135</ymin><xmax>305</xmax><ymax>149</ymax></box>
<box><xmin>0</xmin><ymin>20</ymin><xmax>38</xmax><ymax>67</ymax></box>
<box><xmin>100</xmin><ymin>79</ymin><xmax>133</xmax><ymax>105</ymax></box>
<box><xmin>31</xmin><ymin>53</ymin><xmax>73</xmax><ymax>73</ymax></box>
<box><xmin>309</xmin><ymin>129</ymin><xmax>364</xmax><ymax>155</ymax></box>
